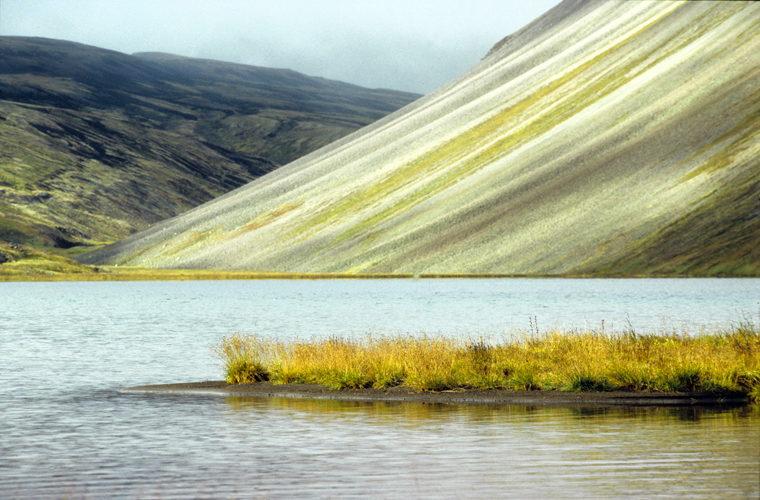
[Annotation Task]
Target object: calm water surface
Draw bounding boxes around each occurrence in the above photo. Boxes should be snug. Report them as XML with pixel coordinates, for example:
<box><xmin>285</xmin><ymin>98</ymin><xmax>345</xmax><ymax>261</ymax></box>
<box><xmin>1</xmin><ymin>279</ymin><xmax>759</xmax><ymax>499</ymax></box>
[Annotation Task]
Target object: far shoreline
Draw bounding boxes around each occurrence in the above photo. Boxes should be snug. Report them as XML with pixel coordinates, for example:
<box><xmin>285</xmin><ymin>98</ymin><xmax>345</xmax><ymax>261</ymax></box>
<box><xmin>122</xmin><ymin>381</ymin><xmax>753</xmax><ymax>408</ymax></box>
<box><xmin>4</xmin><ymin>268</ymin><xmax>756</xmax><ymax>282</ymax></box>
<box><xmin>2</xmin><ymin>246</ymin><xmax>757</xmax><ymax>280</ymax></box>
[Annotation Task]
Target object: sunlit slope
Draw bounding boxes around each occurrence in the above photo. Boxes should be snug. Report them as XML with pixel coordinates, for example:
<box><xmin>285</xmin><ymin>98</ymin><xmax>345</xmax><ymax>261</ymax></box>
<box><xmin>80</xmin><ymin>1</ymin><xmax>760</xmax><ymax>276</ymax></box>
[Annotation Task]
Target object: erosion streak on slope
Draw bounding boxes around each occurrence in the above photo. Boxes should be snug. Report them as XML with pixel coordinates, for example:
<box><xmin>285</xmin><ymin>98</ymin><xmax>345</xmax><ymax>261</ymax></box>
<box><xmin>681</xmin><ymin>87</ymin><xmax>760</xmax><ymax>184</ymax></box>
<box><xmin>298</xmin><ymin>1</ymin><xmax>757</xmax><ymax>272</ymax></box>
<box><xmin>245</xmin><ymin>1</ymin><xmax>685</xmax><ymax>254</ymax></box>
<box><xmin>317</xmin><ymin>6</ymin><xmax>694</xmax><ymax>250</ymax></box>
<box><xmin>79</xmin><ymin>1</ymin><xmax>760</xmax><ymax>276</ymax></box>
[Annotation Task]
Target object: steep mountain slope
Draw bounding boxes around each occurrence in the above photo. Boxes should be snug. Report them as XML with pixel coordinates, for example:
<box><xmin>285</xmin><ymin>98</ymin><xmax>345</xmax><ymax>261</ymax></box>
<box><xmin>80</xmin><ymin>1</ymin><xmax>760</xmax><ymax>276</ymax></box>
<box><xmin>0</xmin><ymin>37</ymin><xmax>419</xmax><ymax>249</ymax></box>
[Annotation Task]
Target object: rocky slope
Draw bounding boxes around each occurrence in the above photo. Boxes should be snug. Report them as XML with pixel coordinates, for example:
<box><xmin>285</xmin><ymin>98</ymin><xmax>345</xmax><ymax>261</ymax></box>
<box><xmin>80</xmin><ymin>1</ymin><xmax>760</xmax><ymax>276</ymax></box>
<box><xmin>0</xmin><ymin>37</ymin><xmax>419</xmax><ymax>249</ymax></box>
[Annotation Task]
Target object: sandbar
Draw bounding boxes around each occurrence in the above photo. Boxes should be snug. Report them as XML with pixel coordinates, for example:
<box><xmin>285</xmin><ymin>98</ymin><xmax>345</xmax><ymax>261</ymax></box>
<box><xmin>122</xmin><ymin>381</ymin><xmax>751</xmax><ymax>407</ymax></box>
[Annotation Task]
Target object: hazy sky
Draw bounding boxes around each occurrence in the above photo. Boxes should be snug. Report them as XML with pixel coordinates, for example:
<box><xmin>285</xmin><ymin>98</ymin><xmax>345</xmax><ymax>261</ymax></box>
<box><xmin>1</xmin><ymin>0</ymin><xmax>561</xmax><ymax>94</ymax></box>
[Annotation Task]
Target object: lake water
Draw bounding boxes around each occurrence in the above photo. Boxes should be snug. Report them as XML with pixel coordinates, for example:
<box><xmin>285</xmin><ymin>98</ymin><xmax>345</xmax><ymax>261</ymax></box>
<box><xmin>1</xmin><ymin>278</ymin><xmax>759</xmax><ymax>499</ymax></box>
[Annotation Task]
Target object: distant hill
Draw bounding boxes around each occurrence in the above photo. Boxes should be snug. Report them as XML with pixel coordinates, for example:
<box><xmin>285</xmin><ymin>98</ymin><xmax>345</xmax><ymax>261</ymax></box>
<box><xmin>0</xmin><ymin>37</ymin><xmax>420</xmax><ymax>249</ymax></box>
<box><xmin>80</xmin><ymin>1</ymin><xmax>760</xmax><ymax>277</ymax></box>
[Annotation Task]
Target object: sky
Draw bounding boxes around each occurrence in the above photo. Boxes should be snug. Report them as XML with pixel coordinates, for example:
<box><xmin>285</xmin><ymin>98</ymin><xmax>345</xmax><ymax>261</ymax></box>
<box><xmin>1</xmin><ymin>0</ymin><xmax>561</xmax><ymax>94</ymax></box>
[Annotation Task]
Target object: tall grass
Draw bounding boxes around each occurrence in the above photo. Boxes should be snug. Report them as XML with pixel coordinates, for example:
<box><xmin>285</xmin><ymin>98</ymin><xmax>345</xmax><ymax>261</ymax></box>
<box><xmin>213</xmin><ymin>324</ymin><xmax>760</xmax><ymax>400</ymax></box>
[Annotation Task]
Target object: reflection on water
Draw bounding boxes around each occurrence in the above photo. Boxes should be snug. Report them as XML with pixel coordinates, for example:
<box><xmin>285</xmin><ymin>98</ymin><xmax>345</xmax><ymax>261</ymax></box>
<box><xmin>3</xmin><ymin>392</ymin><xmax>758</xmax><ymax>499</ymax></box>
<box><xmin>216</xmin><ymin>398</ymin><xmax>759</xmax><ymax>500</ymax></box>
<box><xmin>225</xmin><ymin>394</ymin><xmax>757</xmax><ymax>423</ymax></box>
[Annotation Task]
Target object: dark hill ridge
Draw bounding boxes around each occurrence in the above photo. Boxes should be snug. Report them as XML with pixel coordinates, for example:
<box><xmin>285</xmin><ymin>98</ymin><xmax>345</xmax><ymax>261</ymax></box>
<box><xmin>79</xmin><ymin>1</ymin><xmax>760</xmax><ymax>277</ymax></box>
<box><xmin>0</xmin><ymin>37</ymin><xmax>420</xmax><ymax>249</ymax></box>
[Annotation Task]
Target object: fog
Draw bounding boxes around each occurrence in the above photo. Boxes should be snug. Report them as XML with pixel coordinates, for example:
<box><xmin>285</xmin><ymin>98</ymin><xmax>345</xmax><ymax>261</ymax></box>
<box><xmin>1</xmin><ymin>0</ymin><xmax>561</xmax><ymax>93</ymax></box>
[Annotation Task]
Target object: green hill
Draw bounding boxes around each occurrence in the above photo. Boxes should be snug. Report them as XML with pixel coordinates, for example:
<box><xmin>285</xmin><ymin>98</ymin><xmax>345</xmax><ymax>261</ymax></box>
<box><xmin>0</xmin><ymin>37</ymin><xmax>419</xmax><ymax>250</ymax></box>
<box><xmin>80</xmin><ymin>1</ymin><xmax>760</xmax><ymax>276</ymax></box>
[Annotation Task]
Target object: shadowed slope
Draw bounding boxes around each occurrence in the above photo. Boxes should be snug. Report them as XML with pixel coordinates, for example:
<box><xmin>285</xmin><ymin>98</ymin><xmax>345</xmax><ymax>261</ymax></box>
<box><xmin>0</xmin><ymin>38</ymin><xmax>419</xmax><ymax>249</ymax></box>
<box><xmin>80</xmin><ymin>1</ymin><xmax>760</xmax><ymax>276</ymax></box>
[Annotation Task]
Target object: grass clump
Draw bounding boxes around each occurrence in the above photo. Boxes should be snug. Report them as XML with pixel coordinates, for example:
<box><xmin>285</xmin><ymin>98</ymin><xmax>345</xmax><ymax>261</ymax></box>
<box><xmin>212</xmin><ymin>333</ymin><xmax>270</xmax><ymax>384</ymax></box>
<box><xmin>564</xmin><ymin>371</ymin><xmax>616</xmax><ymax>392</ymax></box>
<box><xmin>212</xmin><ymin>324</ymin><xmax>760</xmax><ymax>400</ymax></box>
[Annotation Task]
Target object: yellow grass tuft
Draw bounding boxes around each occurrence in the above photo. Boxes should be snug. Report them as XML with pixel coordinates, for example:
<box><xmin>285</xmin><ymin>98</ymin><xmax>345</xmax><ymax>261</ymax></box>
<box><xmin>211</xmin><ymin>333</ymin><xmax>271</xmax><ymax>384</ymax></box>
<box><xmin>213</xmin><ymin>324</ymin><xmax>760</xmax><ymax>399</ymax></box>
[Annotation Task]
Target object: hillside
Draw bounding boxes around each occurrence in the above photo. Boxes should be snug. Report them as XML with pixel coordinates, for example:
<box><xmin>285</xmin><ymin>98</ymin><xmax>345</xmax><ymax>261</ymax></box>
<box><xmin>79</xmin><ymin>1</ymin><xmax>760</xmax><ymax>277</ymax></box>
<box><xmin>0</xmin><ymin>37</ymin><xmax>419</xmax><ymax>250</ymax></box>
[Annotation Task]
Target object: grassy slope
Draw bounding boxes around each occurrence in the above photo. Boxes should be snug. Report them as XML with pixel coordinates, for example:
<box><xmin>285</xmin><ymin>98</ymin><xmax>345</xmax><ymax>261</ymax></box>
<box><xmin>586</xmin><ymin>163</ymin><xmax>760</xmax><ymax>276</ymax></box>
<box><xmin>0</xmin><ymin>242</ymin><xmax>417</xmax><ymax>280</ymax></box>
<box><xmin>0</xmin><ymin>37</ymin><xmax>419</xmax><ymax>251</ymax></box>
<box><xmin>79</xmin><ymin>1</ymin><xmax>760</xmax><ymax>277</ymax></box>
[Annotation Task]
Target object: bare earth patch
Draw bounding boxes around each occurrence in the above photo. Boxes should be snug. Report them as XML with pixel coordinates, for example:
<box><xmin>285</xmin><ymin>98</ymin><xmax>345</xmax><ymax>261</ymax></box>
<box><xmin>123</xmin><ymin>381</ymin><xmax>751</xmax><ymax>407</ymax></box>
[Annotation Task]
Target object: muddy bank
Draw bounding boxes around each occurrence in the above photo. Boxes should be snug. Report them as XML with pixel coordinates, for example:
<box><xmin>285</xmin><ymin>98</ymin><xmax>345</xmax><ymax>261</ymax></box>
<box><xmin>122</xmin><ymin>381</ymin><xmax>751</xmax><ymax>407</ymax></box>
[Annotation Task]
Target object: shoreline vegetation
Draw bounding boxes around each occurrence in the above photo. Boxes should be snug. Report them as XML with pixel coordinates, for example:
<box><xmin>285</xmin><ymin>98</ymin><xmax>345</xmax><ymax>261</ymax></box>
<box><xmin>212</xmin><ymin>327</ymin><xmax>760</xmax><ymax>403</ymax></box>
<box><xmin>2</xmin><ymin>244</ymin><xmax>759</xmax><ymax>281</ymax></box>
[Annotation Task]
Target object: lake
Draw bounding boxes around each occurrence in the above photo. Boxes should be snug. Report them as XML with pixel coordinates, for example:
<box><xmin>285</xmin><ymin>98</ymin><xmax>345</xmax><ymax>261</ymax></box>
<box><xmin>1</xmin><ymin>278</ymin><xmax>759</xmax><ymax>498</ymax></box>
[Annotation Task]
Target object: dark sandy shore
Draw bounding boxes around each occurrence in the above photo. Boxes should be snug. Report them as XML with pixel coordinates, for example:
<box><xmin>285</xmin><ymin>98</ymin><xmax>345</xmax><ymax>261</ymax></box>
<box><xmin>122</xmin><ymin>381</ymin><xmax>751</xmax><ymax>407</ymax></box>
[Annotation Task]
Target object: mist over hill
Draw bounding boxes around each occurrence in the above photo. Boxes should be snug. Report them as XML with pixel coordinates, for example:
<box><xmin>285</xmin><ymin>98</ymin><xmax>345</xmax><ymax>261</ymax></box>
<box><xmin>0</xmin><ymin>37</ymin><xmax>419</xmax><ymax>249</ymax></box>
<box><xmin>81</xmin><ymin>1</ymin><xmax>760</xmax><ymax>276</ymax></box>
